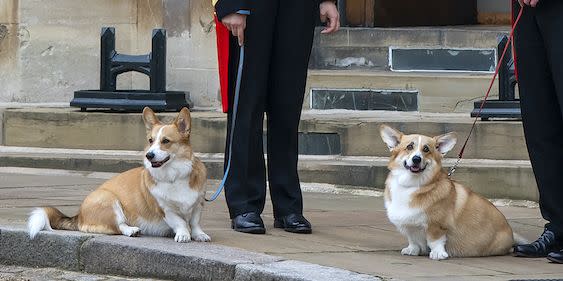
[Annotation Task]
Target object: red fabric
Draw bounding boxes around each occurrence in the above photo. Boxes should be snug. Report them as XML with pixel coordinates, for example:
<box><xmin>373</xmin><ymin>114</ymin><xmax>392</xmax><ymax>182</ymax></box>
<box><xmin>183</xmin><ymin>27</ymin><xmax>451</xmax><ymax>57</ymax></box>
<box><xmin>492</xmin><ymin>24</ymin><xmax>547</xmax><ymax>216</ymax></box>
<box><xmin>215</xmin><ymin>15</ymin><xmax>230</xmax><ymax>113</ymax></box>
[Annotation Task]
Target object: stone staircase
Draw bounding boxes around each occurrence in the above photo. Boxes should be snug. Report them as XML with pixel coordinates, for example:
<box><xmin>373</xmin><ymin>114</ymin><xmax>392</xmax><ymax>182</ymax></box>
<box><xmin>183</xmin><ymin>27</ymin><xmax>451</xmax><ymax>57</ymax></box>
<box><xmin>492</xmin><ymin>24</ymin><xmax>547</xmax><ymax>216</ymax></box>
<box><xmin>0</xmin><ymin>108</ymin><xmax>535</xmax><ymax>201</ymax></box>
<box><xmin>306</xmin><ymin>26</ymin><xmax>510</xmax><ymax>113</ymax></box>
<box><xmin>0</xmin><ymin>26</ymin><xmax>534</xmax><ymax>201</ymax></box>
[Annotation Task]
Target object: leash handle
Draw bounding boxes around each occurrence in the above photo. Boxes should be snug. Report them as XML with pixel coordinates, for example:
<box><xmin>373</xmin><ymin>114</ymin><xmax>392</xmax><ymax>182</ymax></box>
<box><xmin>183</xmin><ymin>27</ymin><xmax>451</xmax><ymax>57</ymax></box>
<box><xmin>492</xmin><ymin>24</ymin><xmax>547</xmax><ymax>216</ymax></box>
<box><xmin>206</xmin><ymin>45</ymin><xmax>245</xmax><ymax>202</ymax></box>
<box><xmin>449</xmin><ymin>7</ymin><xmax>524</xmax><ymax>178</ymax></box>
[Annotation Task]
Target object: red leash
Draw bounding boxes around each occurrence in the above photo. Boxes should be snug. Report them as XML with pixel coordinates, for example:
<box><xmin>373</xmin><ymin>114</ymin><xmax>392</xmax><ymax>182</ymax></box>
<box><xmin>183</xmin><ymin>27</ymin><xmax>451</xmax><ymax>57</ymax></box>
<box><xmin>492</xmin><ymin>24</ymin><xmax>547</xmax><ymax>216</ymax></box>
<box><xmin>448</xmin><ymin>6</ymin><xmax>524</xmax><ymax>178</ymax></box>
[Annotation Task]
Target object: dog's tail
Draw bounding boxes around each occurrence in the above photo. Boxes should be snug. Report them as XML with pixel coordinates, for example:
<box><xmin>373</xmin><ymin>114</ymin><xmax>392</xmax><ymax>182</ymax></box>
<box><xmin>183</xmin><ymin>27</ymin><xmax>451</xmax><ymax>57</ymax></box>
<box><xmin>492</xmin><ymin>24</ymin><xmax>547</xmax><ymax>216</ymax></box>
<box><xmin>28</xmin><ymin>207</ymin><xmax>79</xmax><ymax>239</ymax></box>
<box><xmin>513</xmin><ymin>232</ymin><xmax>529</xmax><ymax>246</ymax></box>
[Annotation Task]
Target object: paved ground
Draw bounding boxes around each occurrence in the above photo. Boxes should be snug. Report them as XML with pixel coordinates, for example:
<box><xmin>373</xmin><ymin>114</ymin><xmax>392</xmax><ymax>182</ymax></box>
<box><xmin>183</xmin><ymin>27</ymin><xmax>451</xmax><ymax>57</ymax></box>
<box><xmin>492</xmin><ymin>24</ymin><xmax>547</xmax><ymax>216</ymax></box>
<box><xmin>0</xmin><ymin>264</ymin><xmax>165</xmax><ymax>281</ymax></box>
<box><xmin>0</xmin><ymin>167</ymin><xmax>561</xmax><ymax>281</ymax></box>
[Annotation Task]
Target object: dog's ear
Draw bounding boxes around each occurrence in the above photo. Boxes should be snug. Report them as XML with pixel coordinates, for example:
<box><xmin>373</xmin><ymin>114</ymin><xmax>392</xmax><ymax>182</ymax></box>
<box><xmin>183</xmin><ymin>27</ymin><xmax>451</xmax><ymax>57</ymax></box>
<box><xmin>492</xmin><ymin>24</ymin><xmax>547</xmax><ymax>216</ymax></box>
<box><xmin>142</xmin><ymin>107</ymin><xmax>160</xmax><ymax>131</ymax></box>
<box><xmin>434</xmin><ymin>132</ymin><xmax>457</xmax><ymax>156</ymax></box>
<box><xmin>380</xmin><ymin>125</ymin><xmax>403</xmax><ymax>151</ymax></box>
<box><xmin>174</xmin><ymin>107</ymin><xmax>191</xmax><ymax>138</ymax></box>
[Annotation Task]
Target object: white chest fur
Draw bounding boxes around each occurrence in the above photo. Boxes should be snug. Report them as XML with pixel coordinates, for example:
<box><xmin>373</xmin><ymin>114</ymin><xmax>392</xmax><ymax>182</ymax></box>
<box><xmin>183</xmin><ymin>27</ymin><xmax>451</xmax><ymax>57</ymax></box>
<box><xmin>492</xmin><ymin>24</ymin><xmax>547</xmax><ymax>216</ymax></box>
<box><xmin>385</xmin><ymin>179</ymin><xmax>427</xmax><ymax>228</ymax></box>
<box><xmin>150</xmin><ymin>180</ymin><xmax>202</xmax><ymax>216</ymax></box>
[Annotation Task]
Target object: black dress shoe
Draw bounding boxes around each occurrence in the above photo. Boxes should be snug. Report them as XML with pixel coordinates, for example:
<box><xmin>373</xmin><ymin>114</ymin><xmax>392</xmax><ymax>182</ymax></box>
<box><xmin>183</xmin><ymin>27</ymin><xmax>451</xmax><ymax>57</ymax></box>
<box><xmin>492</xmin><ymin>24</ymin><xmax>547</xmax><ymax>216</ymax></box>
<box><xmin>547</xmin><ymin>249</ymin><xmax>563</xmax><ymax>264</ymax></box>
<box><xmin>514</xmin><ymin>228</ymin><xmax>563</xmax><ymax>257</ymax></box>
<box><xmin>231</xmin><ymin>212</ymin><xmax>266</xmax><ymax>234</ymax></box>
<box><xmin>274</xmin><ymin>214</ymin><xmax>312</xmax><ymax>234</ymax></box>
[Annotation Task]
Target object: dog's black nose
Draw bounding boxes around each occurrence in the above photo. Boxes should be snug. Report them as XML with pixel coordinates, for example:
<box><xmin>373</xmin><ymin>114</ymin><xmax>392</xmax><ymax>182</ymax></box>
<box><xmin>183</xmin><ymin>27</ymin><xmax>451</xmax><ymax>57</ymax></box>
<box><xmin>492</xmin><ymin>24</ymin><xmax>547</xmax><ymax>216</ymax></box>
<box><xmin>412</xmin><ymin>155</ymin><xmax>422</xmax><ymax>164</ymax></box>
<box><xmin>146</xmin><ymin>152</ymin><xmax>155</xmax><ymax>160</ymax></box>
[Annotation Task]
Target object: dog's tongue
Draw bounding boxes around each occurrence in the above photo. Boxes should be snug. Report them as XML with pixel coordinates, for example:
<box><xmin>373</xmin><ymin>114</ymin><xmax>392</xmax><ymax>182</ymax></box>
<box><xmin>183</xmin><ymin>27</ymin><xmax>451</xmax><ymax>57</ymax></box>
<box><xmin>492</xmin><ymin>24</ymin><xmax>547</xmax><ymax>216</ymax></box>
<box><xmin>410</xmin><ymin>166</ymin><xmax>421</xmax><ymax>172</ymax></box>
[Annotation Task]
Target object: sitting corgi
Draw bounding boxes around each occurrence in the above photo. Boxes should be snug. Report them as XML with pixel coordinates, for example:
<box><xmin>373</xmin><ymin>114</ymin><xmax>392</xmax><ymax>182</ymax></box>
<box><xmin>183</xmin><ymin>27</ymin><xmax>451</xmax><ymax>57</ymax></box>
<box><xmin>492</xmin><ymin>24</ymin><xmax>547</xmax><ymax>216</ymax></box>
<box><xmin>379</xmin><ymin>125</ymin><xmax>522</xmax><ymax>260</ymax></box>
<box><xmin>28</xmin><ymin>107</ymin><xmax>210</xmax><ymax>243</ymax></box>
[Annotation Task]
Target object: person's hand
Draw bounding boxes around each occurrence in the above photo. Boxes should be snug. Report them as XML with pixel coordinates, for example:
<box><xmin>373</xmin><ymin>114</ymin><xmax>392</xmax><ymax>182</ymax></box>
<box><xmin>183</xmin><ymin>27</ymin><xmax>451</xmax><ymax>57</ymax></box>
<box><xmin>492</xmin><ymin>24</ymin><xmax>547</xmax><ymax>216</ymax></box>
<box><xmin>518</xmin><ymin>0</ymin><xmax>540</xmax><ymax>7</ymax></box>
<box><xmin>320</xmin><ymin>1</ymin><xmax>340</xmax><ymax>34</ymax></box>
<box><xmin>222</xmin><ymin>13</ymin><xmax>247</xmax><ymax>46</ymax></box>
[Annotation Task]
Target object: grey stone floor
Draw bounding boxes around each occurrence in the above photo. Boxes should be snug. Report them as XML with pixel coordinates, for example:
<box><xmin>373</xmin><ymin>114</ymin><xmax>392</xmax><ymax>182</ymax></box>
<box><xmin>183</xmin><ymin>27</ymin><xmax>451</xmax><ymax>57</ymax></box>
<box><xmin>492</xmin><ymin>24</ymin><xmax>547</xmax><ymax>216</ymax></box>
<box><xmin>0</xmin><ymin>264</ymin><xmax>165</xmax><ymax>281</ymax></box>
<box><xmin>0</xmin><ymin>167</ymin><xmax>560</xmax><ymax>281</ymax></box>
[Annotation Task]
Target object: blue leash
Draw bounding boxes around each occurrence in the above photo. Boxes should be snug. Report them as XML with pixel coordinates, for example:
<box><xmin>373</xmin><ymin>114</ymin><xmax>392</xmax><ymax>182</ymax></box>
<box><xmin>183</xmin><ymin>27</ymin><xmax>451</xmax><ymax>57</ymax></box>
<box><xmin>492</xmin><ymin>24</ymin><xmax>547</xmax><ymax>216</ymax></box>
<box><xmin>206</xmin><ymin>45</ymin><xmax>244</xmax><ymax>202</ymax></box>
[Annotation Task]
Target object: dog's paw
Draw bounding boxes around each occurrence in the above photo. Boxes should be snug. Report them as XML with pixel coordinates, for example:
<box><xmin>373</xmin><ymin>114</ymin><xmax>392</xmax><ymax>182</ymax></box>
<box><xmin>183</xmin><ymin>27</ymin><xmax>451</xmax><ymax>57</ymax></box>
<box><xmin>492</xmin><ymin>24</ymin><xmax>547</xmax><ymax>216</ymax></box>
<box><xmin>174</xmin><ymin>230</ymin><xmax>191</xmax><ymax>243</ymax></box>
<box><xmin>429</xmin><ymin>250</ymin><xmax>449</xmax><ymax>260</ymax></box>
<box><xmin>401</xmin><ymin>245</ymin><xmax>421</xmax><ymax>256</ymax></box>
<box><xmin>192</xmin><ymin>232</ymin><xmax>211</xmax><ymax>242</ymax></box>
<box><xmin>122</xmin><ymin>226</ymin><xmax>140</xmax><ymax>237</ymax></box>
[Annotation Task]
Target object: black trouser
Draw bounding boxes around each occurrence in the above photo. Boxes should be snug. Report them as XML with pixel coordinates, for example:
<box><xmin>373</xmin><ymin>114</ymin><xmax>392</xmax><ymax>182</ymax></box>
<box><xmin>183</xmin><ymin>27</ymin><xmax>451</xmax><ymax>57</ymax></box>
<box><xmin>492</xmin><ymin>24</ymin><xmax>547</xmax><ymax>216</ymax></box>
<box><xmin>514</xmin><ymin>0</ymin><xmax>563</xmax><ymax>235</ymax></box>
<box><xmin>224</xmin><ymin>0</ymin><xmax>316</xmax><ymax>219</ymax></box>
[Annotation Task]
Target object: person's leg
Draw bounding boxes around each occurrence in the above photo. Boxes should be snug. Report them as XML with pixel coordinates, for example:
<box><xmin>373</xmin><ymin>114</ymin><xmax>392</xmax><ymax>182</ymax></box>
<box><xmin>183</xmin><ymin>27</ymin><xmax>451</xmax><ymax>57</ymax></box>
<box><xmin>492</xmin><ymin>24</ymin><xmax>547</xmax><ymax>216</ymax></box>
<box><xmin>514</xmin><ymin>2</ymin><xmax>563</xmax><ymax>257</ymax></box>
<box><xmin>224</xmin><ymin>1</ymin><xmax>277</xmax><ymax>220</ymax></box>
<box><xmin>535</xmin><ymin>0</ymin><xmax>563</xmax><ymax>236</ymax></box>
<box><xmin>265</xmin><ymin>0</ymin><xmax>315</xmax><ymax>223</ymax></box>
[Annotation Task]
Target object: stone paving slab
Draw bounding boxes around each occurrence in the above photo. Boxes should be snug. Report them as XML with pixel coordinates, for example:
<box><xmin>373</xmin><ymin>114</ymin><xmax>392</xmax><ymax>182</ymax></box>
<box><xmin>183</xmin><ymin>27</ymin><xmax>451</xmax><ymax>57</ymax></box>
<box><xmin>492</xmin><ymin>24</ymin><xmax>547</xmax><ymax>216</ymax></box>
<box><xmin>0</xmin><ymin>167</ymin><xmax>558</xmax><ymax>281</ymax></box>
<box><xmin>0</xmin><ymin>264</ymin><xmax>166</xmax><ymax>281</ymax></box>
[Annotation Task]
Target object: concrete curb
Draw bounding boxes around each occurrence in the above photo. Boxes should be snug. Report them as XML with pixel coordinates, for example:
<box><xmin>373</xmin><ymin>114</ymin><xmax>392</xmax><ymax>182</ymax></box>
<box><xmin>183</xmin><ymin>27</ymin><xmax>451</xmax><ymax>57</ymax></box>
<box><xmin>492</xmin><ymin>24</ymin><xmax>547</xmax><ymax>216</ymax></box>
<box><xmin>0</xmin><ymin>226</ymin><xmax>380</xmax><ymax>281</ymax></box>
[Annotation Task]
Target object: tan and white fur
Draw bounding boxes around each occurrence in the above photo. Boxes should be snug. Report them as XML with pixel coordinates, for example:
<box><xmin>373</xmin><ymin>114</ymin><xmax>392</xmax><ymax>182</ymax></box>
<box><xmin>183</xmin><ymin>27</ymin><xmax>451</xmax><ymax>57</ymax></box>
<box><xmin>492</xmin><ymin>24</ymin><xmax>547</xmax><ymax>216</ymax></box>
<box><xmin>28</xmin><ymin>107</ymin><xmax>210</xmax><ymax>243</ymax></box>
<box><xmin>379</xmin><ymin>125</ymin><xmax>523</xmax><ymax>260</ymax></box>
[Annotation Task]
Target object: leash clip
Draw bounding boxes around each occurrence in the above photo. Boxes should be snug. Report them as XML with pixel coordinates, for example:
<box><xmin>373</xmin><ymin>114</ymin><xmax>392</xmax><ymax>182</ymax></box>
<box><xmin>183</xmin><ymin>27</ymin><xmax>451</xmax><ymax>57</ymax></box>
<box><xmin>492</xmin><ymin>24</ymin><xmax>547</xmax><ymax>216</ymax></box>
<box><xmin>448</xmin><ymin>157</ymin><xmax>462</xmax><ymax>178</ymax></box>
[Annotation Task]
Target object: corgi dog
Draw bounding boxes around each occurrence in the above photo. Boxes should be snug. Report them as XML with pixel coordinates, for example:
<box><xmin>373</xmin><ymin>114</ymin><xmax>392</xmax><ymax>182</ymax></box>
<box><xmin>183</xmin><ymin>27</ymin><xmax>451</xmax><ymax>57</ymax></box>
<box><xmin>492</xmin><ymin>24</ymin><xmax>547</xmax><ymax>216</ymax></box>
<box><xmin>28</xmin><ymin>107</ymin><xmax>210</xmax><ymax>243</ymax></box>
<box><xmin>379</xmin><ymin>125</ymin><xmax>521</xmax><ymax>260</ymax></box>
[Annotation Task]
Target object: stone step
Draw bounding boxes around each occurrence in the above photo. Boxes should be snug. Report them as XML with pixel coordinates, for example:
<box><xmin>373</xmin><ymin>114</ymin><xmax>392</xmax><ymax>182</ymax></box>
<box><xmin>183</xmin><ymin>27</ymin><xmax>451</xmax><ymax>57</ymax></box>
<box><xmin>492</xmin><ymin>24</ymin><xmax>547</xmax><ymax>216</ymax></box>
<box><xmin>0</xmin><ymin>108</ymin><xmax>526</xmax><ymax>161</ymax></box>
<box><xmin>0</xmin><ymin>146</ymin><xmax>537</xmax><ymax>201</ymax></box>
<box><xmin>305</xmin><ymin>70</ymin><xmax>500</xmax><ymax>113</ymax></box>
<box><xmin>310</xmin><ymin>26</ymin><xmax>509</xmax><ymax>71</ymax></box>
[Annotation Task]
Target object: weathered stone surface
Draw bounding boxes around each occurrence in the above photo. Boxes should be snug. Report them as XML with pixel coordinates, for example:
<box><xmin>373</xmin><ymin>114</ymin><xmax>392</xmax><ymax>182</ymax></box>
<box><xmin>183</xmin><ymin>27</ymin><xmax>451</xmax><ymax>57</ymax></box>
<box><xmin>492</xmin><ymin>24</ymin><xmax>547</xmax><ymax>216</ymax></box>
<box><xmin>234</xmin><ymin>260</ymin><xmax>380</xmax><ymax>281</ymax></box>
<box><xmin>0</xmin><ymin>227</ymin><xmax>94</xmax><ymax>270</ymax></box>
<box><xmin>81</xmin><ymin>235</ymin><xmax>280</xmax><ymax>281</ymax></box>
<box><xmin>0</xmin><ymin>264</ymin><xmax>166</xmax><ymax>281</ymax></box>
<box><xmin>0</xmin><ymin>109</ymin><xmax>4</xmax><ymax>144</ymax></box>
<box><xmin>0</xmin><ymin>2</ymin><xmax>513</xmax><ymax>109</ymax></box>
<box><xmin>0</xmin><ymin>23</ymin><xmax>20</xmax><ymax>102</ymax></box>
<box><xmin>0</xmin><ymin>0</ymin><xmax>220</xmax><ymax>108</ymax></box>
<box><xmin>0</xmin><ymin>146</ymin><xmax>539</xmax><ymax>201</ymax></box>
<box><xmin>2</xmin><ymin>108</ymin><xmax>528</xmax><ymax>161</ymax></box>
<box><xmin>0</xmin><ymin>0</ymin><xmax>18</xmax><ymax>24</ymax></box>
<box><xmin>0</xmin><ymin>170</ymin><xmax>548</xmax><ymax>280</ymax></box>
<box><xmin>310</xmin><ymin>27</ymin><xmax>509</xmax><ymax>72</ymax></box>
<box><xmin>305</xmin><ymin>70</ymin><xmax>501</xmax><ymax>113</ymax></box>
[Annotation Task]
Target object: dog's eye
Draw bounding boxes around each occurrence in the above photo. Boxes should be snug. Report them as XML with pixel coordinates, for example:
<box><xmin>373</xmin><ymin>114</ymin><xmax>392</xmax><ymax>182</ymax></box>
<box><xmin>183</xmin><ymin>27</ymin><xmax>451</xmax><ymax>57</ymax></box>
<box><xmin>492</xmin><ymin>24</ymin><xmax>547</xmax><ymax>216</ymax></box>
<box><xmin>423</xmin><ymin>145</ymin><xmax>430</xmax><ymax>153</ymax></box>
<box><xmin>162</xmin><ymin>138</ymin><xmax>170</xmax><ymax>144</ymax></box>
<box><xmin>406</xmin><ymin>143</ymin><xmax>414</xmax><ymax>150</ymax></box>
<box><xmin>148</xmin><ymin>138</ymin><xmax>153</xmax><ymax>144</ymax></box>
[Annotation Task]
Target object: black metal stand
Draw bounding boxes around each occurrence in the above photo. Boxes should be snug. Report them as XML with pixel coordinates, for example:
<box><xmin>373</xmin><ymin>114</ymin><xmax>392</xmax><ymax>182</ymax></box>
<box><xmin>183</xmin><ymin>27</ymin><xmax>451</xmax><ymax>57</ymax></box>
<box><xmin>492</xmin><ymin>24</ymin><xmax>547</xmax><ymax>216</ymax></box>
<box><xmin>71</xmin><ymin>27</ymin><xmax>192</xmax><ymax>112</ymax></box>
<box><xmin>471</xmin><ymin>5</ymin><xmax>521</xmax><ymax>120</ymax></box>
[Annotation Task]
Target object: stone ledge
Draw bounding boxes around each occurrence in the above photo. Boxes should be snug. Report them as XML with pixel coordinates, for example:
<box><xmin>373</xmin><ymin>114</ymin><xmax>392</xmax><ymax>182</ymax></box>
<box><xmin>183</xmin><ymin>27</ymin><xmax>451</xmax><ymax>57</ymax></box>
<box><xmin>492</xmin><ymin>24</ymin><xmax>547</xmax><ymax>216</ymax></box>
<box><xmin>0</xmin><ymin>227</ymin><xmax>381</xmax><ymax>281</ymax></box>
<box><xmin>2</xmin><ymin>108</ymin><xmax>528</xmax><ymax>160</ymax></box>
<box><xmin>0</xmin><ymin>146</ymin><xmax>539</xmax><ymax>201</ymax></box>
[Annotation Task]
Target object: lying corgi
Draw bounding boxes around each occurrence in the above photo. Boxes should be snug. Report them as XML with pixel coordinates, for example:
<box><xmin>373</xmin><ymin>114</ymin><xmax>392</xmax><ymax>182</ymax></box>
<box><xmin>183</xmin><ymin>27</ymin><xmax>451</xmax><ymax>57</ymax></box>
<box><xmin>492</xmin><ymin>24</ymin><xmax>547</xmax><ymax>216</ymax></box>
<box><xmin>28</xmin><ymin>107</ymin><xmax>210</xmax><ymax>243</ymax></box>
<box><xmin>379</xmin><ymin>125</ymin><xmax>522</xmax><ymax>260</ymax></box>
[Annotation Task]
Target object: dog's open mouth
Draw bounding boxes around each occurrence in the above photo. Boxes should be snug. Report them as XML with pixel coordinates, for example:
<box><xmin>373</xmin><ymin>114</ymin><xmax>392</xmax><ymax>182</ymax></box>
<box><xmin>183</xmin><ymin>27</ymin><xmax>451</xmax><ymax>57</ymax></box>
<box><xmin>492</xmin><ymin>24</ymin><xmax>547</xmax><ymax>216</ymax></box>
<box><xmin>404</xmin><ymin>162</ymin><xmax>426</xmax><ymax>173</ymax></box>
<box><xmin>151</xmin><ymin>156</ymin><xmax>170</xmax><ymax>168</ymax></box>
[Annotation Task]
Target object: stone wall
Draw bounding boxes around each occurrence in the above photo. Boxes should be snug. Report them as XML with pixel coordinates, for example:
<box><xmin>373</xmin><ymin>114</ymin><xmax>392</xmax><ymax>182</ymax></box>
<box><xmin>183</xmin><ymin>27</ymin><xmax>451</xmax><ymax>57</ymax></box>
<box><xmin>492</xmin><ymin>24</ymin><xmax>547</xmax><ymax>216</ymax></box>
<box><xmin>0</xmin><ymin>0</ymin><xmax>20</xmax><ymax>102</ymax></box>
<box><xmin>0</xmin><ymin>0</ymin><xmax>220</xmax><ymax>107</ymax></box>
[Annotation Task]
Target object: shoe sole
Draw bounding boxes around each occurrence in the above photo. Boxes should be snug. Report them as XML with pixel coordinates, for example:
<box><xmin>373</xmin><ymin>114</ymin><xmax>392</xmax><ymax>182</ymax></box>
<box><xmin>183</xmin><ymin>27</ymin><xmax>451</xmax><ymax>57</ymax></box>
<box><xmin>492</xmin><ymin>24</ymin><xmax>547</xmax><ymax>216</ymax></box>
<box><xmin>513</xmin><ymin>252</ymin><xmax>547</xmax><ymax>258</ymax></box>
<box><xmin>547</xmin><ymin>256</ymin><xmax>563</xmax><ymax>264</ymax></box>
<box><xmin>274</xmin><ymin>223</ymin><xmax>312</xmax><ymax>234</ymax></box>
<box><xmin>231</xmin><ymin>224</ymin><xmax>266</xmax><ymax>234</ymax></box>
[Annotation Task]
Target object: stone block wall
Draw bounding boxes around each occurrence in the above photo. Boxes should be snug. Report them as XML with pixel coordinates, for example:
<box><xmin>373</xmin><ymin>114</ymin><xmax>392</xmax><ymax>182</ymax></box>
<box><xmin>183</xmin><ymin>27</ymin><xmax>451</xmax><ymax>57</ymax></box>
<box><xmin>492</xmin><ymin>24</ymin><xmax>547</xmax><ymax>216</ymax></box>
<box><xmin>0</xmin><ymin>0</ymin><xmax>221</xmax><ymax>107</ymax></box>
